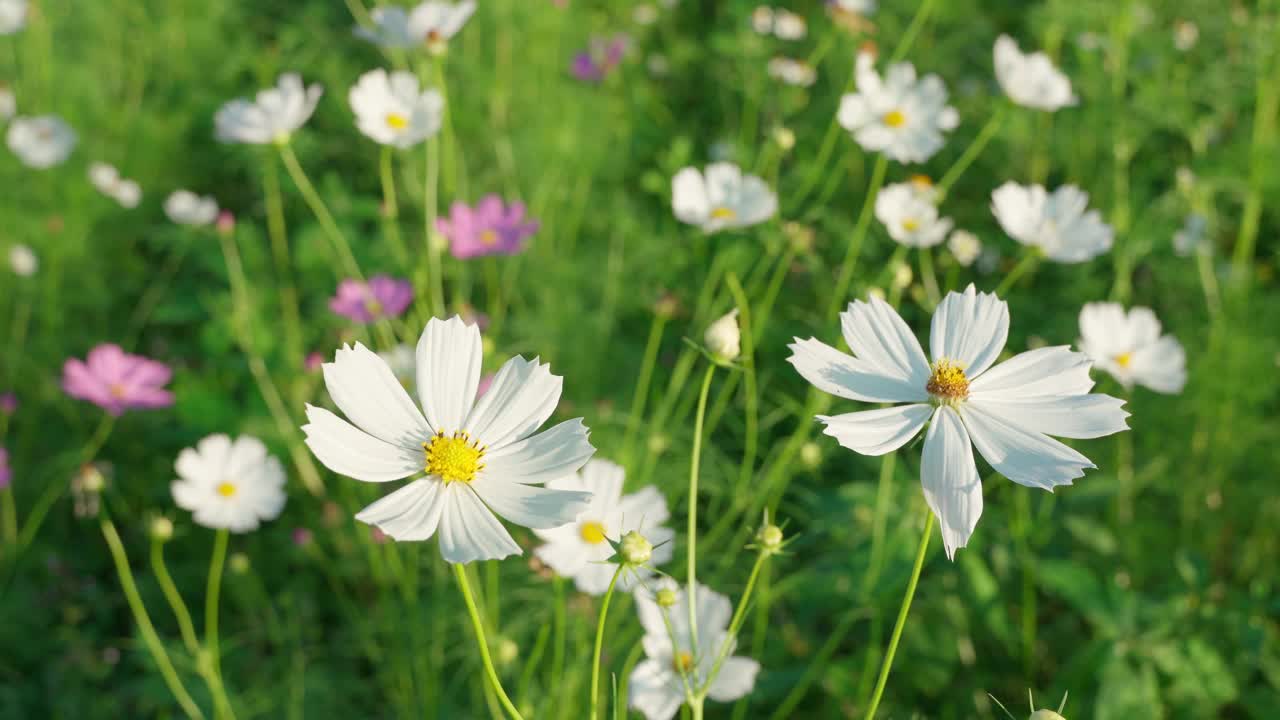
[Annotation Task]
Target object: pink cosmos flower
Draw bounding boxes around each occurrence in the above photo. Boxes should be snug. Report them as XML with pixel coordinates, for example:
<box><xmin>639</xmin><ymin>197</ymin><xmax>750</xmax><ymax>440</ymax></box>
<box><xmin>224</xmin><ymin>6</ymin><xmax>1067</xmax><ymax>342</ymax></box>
<box><xmin>292</xmin><ymin>527</ymin><xmax>314</xmax><ymax>547</ymax></box>
<box><xmin>0</xmin><ymin>392</ymin><xmax>16</xmax><ymax>414</ymax></box>
<box><xmin>329</xmin><ymin>275</ymin><xmax>413</xmax><ymax>324</ymax></box>
<box><xmin>305</xmin><ymin>352</ymin><xmax>325</xmax><ymax>372</ymax></box>
<box><xmin>62</xmin><ymin>344</ymin><xmax>174</xmax><ymax>415</ymax></box>
<box><xmin>571</xmin><ymin>34</ymin><xmax>630</xmax><ymax>83</ymax></box>
<box><xmin>436</xmin><ymin>195</ymin><xmax>539</xmax><ymax>259</ymax></box>
<box><xmin>0</xmin><ymin>448</ymin><xmax>11</xmax><ymax>490</ymax></box>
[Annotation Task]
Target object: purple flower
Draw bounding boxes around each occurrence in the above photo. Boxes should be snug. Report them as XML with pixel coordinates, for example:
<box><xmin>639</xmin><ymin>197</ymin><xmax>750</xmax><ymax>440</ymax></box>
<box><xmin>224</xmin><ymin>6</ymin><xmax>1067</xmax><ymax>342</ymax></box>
<box><xmin>437</xmin><ymin>195</ymin><xmax>539</xmax><ymax>259</ymax></box>
<box><xmin>305</xmin><ymin>352</ymin><xmax>324</xmax><ymax>372</ymax></box>
<box><xmin>0</xmin><ymin>392</ymin><xmax>16</xmax><ymax>415</ymax></box>
<box><xmin>62</xmin><ymin>344</ymin><xmax>174</xmax><ymax>416</ymax></box>
<box><xmin>0</xmin><ymin>448</ymin><xmax>11</xmax><ymax>490</ymax></box>
<box><xmin>570</xmin><ymin>34</ymin><xmax>630</xmax><ymax>83</ymax></box>
<box><xmin>292</xmin><ymin>527</ymin><xmax>314</xmax><ymax>547</ymax></box>
<box><xmin>329</xmin><ymin>275</ymin><xmax>413</xmax><ymax>323</ymax></box>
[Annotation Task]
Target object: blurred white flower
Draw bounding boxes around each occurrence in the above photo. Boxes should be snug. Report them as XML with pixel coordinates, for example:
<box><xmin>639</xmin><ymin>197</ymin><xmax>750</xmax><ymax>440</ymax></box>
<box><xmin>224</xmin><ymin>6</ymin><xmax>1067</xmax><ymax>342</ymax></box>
<box><xmin>629</xmin><ymin>582</ymin><xmax>760</xmax><ymax>720</ymax></box>
<box><xmin>114</xmin><ymin>179</ymin><xmax>142</xmax><ymax>209</ymax></box>
<box><xmin>1079</xmin><ymin>303</ymin><xmax>1187</xmax><ymax>394</ymax></box>
<box><xmin>88</xmin><ymin>163</ymin><xmax>143</xmax><ymax>209</ymax></box>
<box><xmin>672</xmin><ymin>163</ymin><xmax>777</xmax><ymax>233</ymax></box>
<box><xmin>0</xmin><ymin>0</ymin><xmax>25</xmax><ymax>34</ymax></box>
<box><xmin>704</xmin><ymin>308</ymin><xmax>741</xmax><ymax>363</ymax></box>
<box><xmin>1173</xmin><ymin>21</ymin><xmax>1199</xmax><ymax>51</ymax></box>
<box><xmin>789</xmin><ymin>285</ymin><xmax>1129</xmax><ymax>558</ymax></box>
<box><xmin>6</xmin><ymin>115</ymin><xmax>77</xmax><ymax>168</ymax></box>
<box><xmin>215</xmin><ymin>73</ymin><xmax>323</xmax><ymax>145</ymax></box>
<box><xmin>991</xmin><ymin>181</ymin><xmax>1113</xmax><ymax>263</ymax></box>
<box><xmin>302</xmin><ymin>316</ymin><xmax>595</xmax><ymax>564</ymax></box>
<box><xmin>8</xmin><ymin>244</ymin><xmax>37</xmax><ymax>276</ymax></box>
<box><xmin>0</xmin><ymin>85</ymin><xmax>14</xmax><ymax>119</ymax></box>
<box><xmin>772</xmin><ymin>10</ymin><xmax>806</xmax><ymax>40</ymax></box>
<box><xmin>829</xmin><ymin>0</ymin><xmax>876</xmax><ymax>13</ymax></box>
<box><xmin>993</xmin><ymin>35</ymin><xmax>1077</xmax><ymax>112</ymax></box>
<box><xmin>1172</xmin><ymin>213</ymin><xmax>1208</xmax><ymax>256</ymax></box>
<box><xmin>633</xmin><ymin>4</ymin><xmax>658</xmax><ymax>25</ymax></box>
<box><xmin>646</xmin><ymin>53</ymin><xmax>670</xmax><ymax>77</ymax></box>
<box><xmin>875</xmin><ymin>180</ymin><xmax>952</xmax><ymax>248</ymax></box>
<box><xmin>767</xmin><ymin>56</ymin><xmax>816</xmax><ymax>87</ymax></box>
<box><xmin>172</xmin><ymin>434</ymin><xmax>287</xmax><ymax>533</ymax></box>
<box><xmin>838</xmin><ymin>51</ymin><xmax>959</xmax><ymax>164</ymax></box>
<box><xmin>349</xmin><ymin>69</ymin><xmax>444</xmax><ymax>149</ymax></box>
<box><xmin>534</xmin><ymin>459</ymin><xmax>674</xmax><ymax>594</ymax></box>
<box><xmin>358</xmin><ymin>1</ymin><xmax>476</xmax><ymax>53</ymax></box>
<box><xmin>750</xmin><ymin>6</ymin><xmax>774</xmax><ymax>34</ymax></box>
<box><xmin>948</xmin><ymin>229</ymin><xmax>982</xmax><ymax>267</ymax></box>
<box><xmin>165</xmin><ymin>190</ymin><xmax>219</xmax><ymax>226</ymax></box>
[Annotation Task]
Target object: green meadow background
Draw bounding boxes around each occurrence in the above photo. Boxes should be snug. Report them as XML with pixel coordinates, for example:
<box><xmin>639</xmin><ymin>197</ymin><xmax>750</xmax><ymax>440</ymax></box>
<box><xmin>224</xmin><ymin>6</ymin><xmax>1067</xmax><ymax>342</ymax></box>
<box><xmin>2</xmin><ymin>0</ymin><xmax>1278</xmax><ymax>717</ymax></box>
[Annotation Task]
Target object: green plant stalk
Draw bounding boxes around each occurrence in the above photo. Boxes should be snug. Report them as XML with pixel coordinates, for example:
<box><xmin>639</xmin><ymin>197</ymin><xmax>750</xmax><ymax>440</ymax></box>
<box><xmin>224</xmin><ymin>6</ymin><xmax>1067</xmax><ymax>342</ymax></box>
<box><xmin>686</xmin><ymin>362</ymin><xmax>718</xmax><ymax>661</ymax></box>
<box><xmin>453</xmin><ymin>563</ymin><xmax>525</xmax><ymax>720</ymax></box>
<box><xmin>993</xmin><ymin>250</ymin><xmax>1041</xmax><ymax>296</ymax></box>
<box><xmin>918</xmin><ymin>247</ymin><xmax>941</xmax><ymax>309</ymax></box>
<box><xmin>16</xmin><ymin>414</ymin><xmax>117</xmax><ymax>551</ymax></box>
<box><xmin>152</xmin><ymin>539</ymin><xmax>201</xmax><ymax>655</ymax></box>
<box><xmin>262</xmin><ymin>157</ymin><xmax>305</xmax><ymax>377</ymax></box>
<box><xmin>101</xmin><ymin>516</ymin><xmax>206</xmax><ymax>720</ymax></box>
<box><xmin>862</xmin><ymin>511</ymin><xmax>934</xmax><ymax>720</ymax></box>
<box><xmin>621</xmin><ymin>313</ymin><xmax>669</xmax><ymax>469</ymax></box>
<box><xmin>1229</xmin><ymin>25</ymin><xmax>1279</xmax><ymax>290</ymax></box>
<box><xmin>724</xmin><ymin>274</ymin><xmax>759</xmax><ymax>492</ymax></box>
<box><xmin>826</xmin><ymin>155</ymin><xmax>889</xmax><ymax>321</ymax></box>
<box><xmin>768</xmin><ymin>608</ymin><xmax>868</xmax><ymax>720</ymax></box>
<box><xmin>1014</xmin><ymin>489</ymin><xmax>1036</xmax><ymax>675</ymax></box>
<box><xmin>424</xmin><ymin>137</ymin><xmax>446</xmax><ymax>317</ymax></box>
<box><xmin>379</xmin><ymin>145</ymin><xmax>411</xmax><ymax>268</ymax></box>
<box><xmin>702</xmin><ymin>551</ymin><xmax>767</xmax><ymax>697</ymax></box>
<box><xmin>590</xmin><ymin>565</ymin><xmax>625</xmax><ymax>720</ymax></box>
<box><xmin>204</xmin><ymin>529</ymin><xmax>236</xmax><ymax>720</ymax></box>
<box><xmin>889</xmin><ymin>0</ymin><xmax>938</xmax><ymax>63</ymax></box>
<box><xmin>277</xmin><ymin>142</ymin><xmax>363</xmax><ymax>280</ymax></box>
<box><xmin>936</xmin><ymin>106</ymin><xmax>1006</xmax><ymax>198</ymax></box>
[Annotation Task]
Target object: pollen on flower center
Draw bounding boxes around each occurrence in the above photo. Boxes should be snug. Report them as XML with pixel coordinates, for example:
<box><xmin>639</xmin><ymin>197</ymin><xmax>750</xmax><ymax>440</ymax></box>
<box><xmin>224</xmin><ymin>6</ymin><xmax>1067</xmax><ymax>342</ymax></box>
<box><xmin>883</xmin><ymin>109</ymin><xmax>907</xmax><ymax>128</ymax></box>
<box><xmin>673</xmin><ymin>651</ymin><xmax>695</xmax><ymax>674</ymax></box>
<box><xmin>902</xmin><ymin>218</ymin><xmax>920</xmax><ymax>232</ymax></box>
<box><xmin>926</xmin><ymin>359</ymin><xmax>970</xmax><ymax>402</ymax></box>
<box><xmin>385</xmin><ymin>112</ymin><xmax>409</xmax><ymax>130</ymax></box>
<box><xmin>579</xmin><ymin>520</ymin><xmax>607</xmax><ymax>544</ymax></box>
<box><xmin>365</xmin><ymin>300</ymin><xmax>384</xmax><ymax>316</ymax></box>
<box><xmin>216</xmin><ymin>482</ymin><xmax>237</xmax><ymax>498</ymax></box>
<box><xmin>710</xmin><ymin>206</ymin><xmax>737</xmax><ymax>221</ymax></box>
<box><xmin>480</xmin><ymin>229</ymin><xmax>499</xmax><ymax>245</ymax></box>
<box><xmin>1115</xmin><ymin>352</ymin><xmax>1132</xmax><ymax>368</ymax></box>
<box><xmin>424</xmin><ymin>431</ymin><xmax>485</xmax><ymax>483</ymax></box>
<box><xmin>108</xmin><ymin>383</ymin><xmax>127</xmax><ymax>399</ymax></box>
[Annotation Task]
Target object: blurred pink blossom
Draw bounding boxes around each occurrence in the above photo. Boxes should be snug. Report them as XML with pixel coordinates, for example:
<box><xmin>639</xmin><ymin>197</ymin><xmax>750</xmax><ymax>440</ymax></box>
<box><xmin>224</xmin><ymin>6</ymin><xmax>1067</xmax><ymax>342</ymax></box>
<box><xmin>62</xmin><ymin>344</ymin><xmax>174</xmax><ymax>415</ymax></box>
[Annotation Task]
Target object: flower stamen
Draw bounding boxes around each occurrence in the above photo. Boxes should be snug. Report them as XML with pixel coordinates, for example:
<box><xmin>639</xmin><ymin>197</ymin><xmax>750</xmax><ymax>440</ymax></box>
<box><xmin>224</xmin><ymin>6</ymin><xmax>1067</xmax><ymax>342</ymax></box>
<box><xmin>385</xmin><ymin>112</ymin><xmax>409</xmax><ymax>130</ymax></box>
<box><xmin>926</xmin><ymin>359</ymin><xmax>969</xmax><ymax>403</ymax></box>
<box><xmin>710</xmin><ymin>206</ymin><xmax>737</xmax><ymax>221</ymax></box>
<box><xmin>424</xmin><ymin>431</ymin><xmax>485</xmax><ymax>483</ymax></box>
<box><xmin>1115</xmin><ymin>352</ymin><xmax>1132</xmax><ymax>368</ymax></box>
<box><xmin>579</xmin><ymin>520</ymin><xmax>607</xmax><ymax>544</ymax></box>
<box><xmin>216</xmin><ymin>482</ymin><xmax>237</xmax><ymax>498</ymax></box>
<box><xmin>882</xmin><ymin>109</ymin><xmax>906</xmax><ymax>128</ymax></box>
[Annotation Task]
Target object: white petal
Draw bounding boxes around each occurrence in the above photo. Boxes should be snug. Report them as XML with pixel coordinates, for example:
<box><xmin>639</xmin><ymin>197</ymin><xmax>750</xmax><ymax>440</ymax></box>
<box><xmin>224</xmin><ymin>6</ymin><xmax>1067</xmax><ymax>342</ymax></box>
<box><xmin>618</xmin><ymin>485</ymin><xmax>670</xmax><ymax>528</ymax></box>
<box><xmin>628</xmin><ymin>659</ymin><xmax>684</xmax><ymax>720</ymax></box>
<box><xmin>469</xmin><ymin>476</ymin><xmax>592</xmax><ymax>530</ymax></box>
<box><xmin>323</xmin><ymin>343</ymin><xmax>431</xmax><ymax>445</ymax></box>
<box><xmin>961</xmin><ymin>404</ymin><xmax>1095</xmax><ymax>491</ymax></box>
<box><xmin>840</xmin><ymin>295</ymin><xmax>932</xmax><ymax>384</ymax></box>
<box><xmin>302</xmin><ymin>405</ymin><xmax>422</xmax><ymax>482</ymax></box>
<box><xmin>672</xmin><ymin>167</ymin><xmax>709</xmax><ymax>226</ymax></box>
<box><xmin>462</xmin><ymin>356</ymin><xmax>562</xmax><ymax>449</ymax></box>
<box><xmin>534</xmin><ymin>538</ymin><xmax>590</xmax><ymax>577</ymax></box>
<box><xmin>171</xmin><ymin>479</ymin><xmax>205</xmax><ymax>512</ymax></box>
<box><xmin>706</xmin><ymin>655</ymin><xmax>761</xmax><ymax>702</ymax></box>
<box><xmin>438</xmin><ymin>484</ymin><xmax>521</xmax><ymax>564</ymax></box>
<box><xmin>415</xmin><ymin>316</ymin><xmax>483</xmax><ymax>433</ymax></box>
<box><xmin>480</xmin><ymin>419</ymin><xmax>595</xmax><ymax>485</ymax></box>
<box><xmin>787</xmin><ymin>338</ymin><xmax>928</xmax><ymax>403</ymax></box>
<box><xmin>920</xmin><ymin>407</ymin><xmax>984</xmax><ymax>559</ymax></box>
<box><xmin>929</xmin><ymin>284</ymin><xmax>1009</xmax><ymax>377</ymax></box>
<box><xmin>968</xmin><ymin>394</ymin><xmax>1129</xmax><ymax>439</ymax></box>
<box><xmin>355</xmin><ymin>477</ymin><xmax>447</xmax><ymax>541</ymax></box>
<box><xmin>968</xmin><ymin>346</ymin><xmax>1094</xmax><ymax>399</ymax></box>
<box><xmin>817</xmin><ymin>404</ymin><xmax>931</xmax><ymax>456</ymax></box>
<box><xmin>1130</xmin><ymin>336</ymin><xmax>1187</xmax><ymax>394</ymax></box>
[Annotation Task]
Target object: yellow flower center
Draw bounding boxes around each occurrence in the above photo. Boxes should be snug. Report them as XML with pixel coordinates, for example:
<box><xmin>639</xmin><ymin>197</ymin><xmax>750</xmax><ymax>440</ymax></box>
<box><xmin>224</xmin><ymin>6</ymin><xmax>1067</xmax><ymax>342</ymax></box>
<box><xmin>480</xmin><ymin>229</ymin><xmax>499</xmax><ymax>245</ymax></box>
<box><xmin>710</xmin><ymin>206</ymin><xmax>737</xmax><ymax>221</ymax></box>
<box><xmin>579</xmin><ymin>521</ymin><xmax>607</xmax><ymax>544</ymax></box>
<box><xmin>1115</xmin><ymin>352</ymin><xmax>1132</xmax><ymax>368</ymax></box>
<box><xmin>365</xmin><ymin>300</ymin><xmax>384</xmax><ymax>316</ymax></box>
<box><xmin>673</xmin><ymin>651</ymin><xmax>695</xmax><ymax>673</ymax></box>
<box><xmin>926</xmin><ymin>359</ymin><xmax>969</xmax><ymax>402</ymax></box>
<box><xmin>108</xmin><ymin>383</ymin><xmax>127</xmax><ymax>399</ymax></box>
<box><xmin>882</xmin><ymin>109</ymin><xmax>906</xmax><ymax>128</ymax></box>
<box><xmin>216</xmin><ymin>482</ymin><xmax>237</xmax><ymax>498</ymax></box>
<box><xmin>424</xmin><ymin>431</ymin><xmax>484</xmax><ymax>483</ymax></box>
<box><xmin>902</xmin><ymin>218</ymin><xmax>920</xmax><ymax>232</ymax></box>
<box><xmin>909</xmin><ymin>174</ymin><xmax>933</xmax><ymax>188</ymax></box>
<box><xmin>385</xmin><ymin>113</ymin><xmax>409</xmax><ymax>130</ymax></box>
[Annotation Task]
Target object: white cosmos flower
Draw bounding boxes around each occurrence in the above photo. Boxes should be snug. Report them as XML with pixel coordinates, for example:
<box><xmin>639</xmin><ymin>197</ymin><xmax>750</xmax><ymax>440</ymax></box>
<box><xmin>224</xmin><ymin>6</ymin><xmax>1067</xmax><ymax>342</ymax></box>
<box><xmin>772</xmin><ymin>10</ymin><xmax>806</xmax><ymax>40</ymax></box>
<box><xmin>830</xmin><ymin>0</ymin><xmax>876</xmax><ymax>13</ymax></box>
<box><xmin>114</xmin><ymin>179</ymin><xmax>142</xmax><ymax>209</ymax></box>
<box><xmin>0</xmin><ymin>86</ymin><xmax>15</xmax><ymax>119</ymax></box>
<box><xmin>672</xmin><ymin>163</ymin><xmax>777</xmax><ymax>233</ymax></box>
<box><xmin>8</xmin><ymin>244</ymin><xmax>37</xmax><ymax>276</ymax></box>
<box><xmin>215</xmin><ymin>73</ymin><xmax>323</xmax><ymax>145</ymax></box>
<box><xmin>0</xmin><ymin>0</ymin><xmax>25</xmax><ymax>34</ymax></box>
<box><xmin>88</xmin><ymin>163</ymin><xmax>143</xmax><ymax>208</ymax></box>
<box><xmin>1078</xmin><ymin>303</ymin><xmax>1186</xmax><ymax>394</ymax></box>
<box><xmin>357</xmin><ymin>2</ymin><xmax>476</xmax><ymax>53</ymax></box>
<box><xmin>750</xmin><ymin>6</ymin><xmax>773</xmax><ymax>34</ymax></box>
<box><xmin>788</xmin><ymin>284</ymin><xmax>1129</xmax><ymax>558</ymax></box>
<box><xmin>172</xmin><ymin>434</ymin><xmax>287</xmax><ymax>533</ymax></box>
<box><xmin>533</xmin><ymin>459</ymin><xmax>674</xmax><ymax>594</ymax></box>
<box><xmin>838</xmin><ymin>51</ymin><xmax>959</xmax><ymax>164</ymax></box>
<box><xmin>629</xmin><ymin>581</ymin><xmax>760</xmax><ymax>720</ymax></box>
<box><xmin>948</xmin><ymin>229</ymin><xmax>981</xmax><ymax>266</ymax></box>
<box><xmin>875</xmin><ymin>180</ymin><xmax>952</xmax><ymax>248</ymax></box>
<box><xmin>6</xmin><ymin>115</ymin><xmax>77</xmax><ymax>168</ymax></box>
<box><xmin>302</xmin><ymin>316</ymin><xmax>596</xmax><ymax>564</ymax></box>
<box><xmin>165</xmin><ymin>190</ymin><xmax>219</xmax><ymax>226</ymax></box>
<box><xmin>767</xmin><ymin>57</ymin><xmax>816</xmax><ymax>87</ymax></box>
<box><xmin>991</xmin><ymin>181</ymin><xmax>1113</xmax><ymax>263</ymax></box>
<box><xmin>993</xmin><ymin>35</ymin><xmax>1077</xmax><ymax>112</ymax></box>
<box><xmin>349</xmin><ymin>69</ymin><xmax>444</xmax><ymax>149</ymax></box>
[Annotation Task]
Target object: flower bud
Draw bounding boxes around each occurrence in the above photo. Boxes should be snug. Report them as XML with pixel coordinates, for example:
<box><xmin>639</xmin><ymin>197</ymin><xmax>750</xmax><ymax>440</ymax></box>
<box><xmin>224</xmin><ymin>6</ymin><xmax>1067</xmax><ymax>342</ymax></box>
<box><xmin>1029</xmin><ymin>712</ymin><xmax>1065</xmax><ymax>720</ymax></box>
<box><xmin>799</xmin><ymin>441</ymin><xmax>822</xmax><ymax>469</ymax></box>
<box><xmin>228</xmin><ymin>552</ymin><xmax>250</xmax><ymax>574</ymax></box>
<box><xmin>8</xmin><ymin>244</ymin><xmax>38</xmax><ymax>277</ymax></box>
<box><xmin>891</xmin><ymin>262</ymin><xmax>913</xmax><ymax>290</ymax></box>
<box><xmin>772</xmin><ymin>126</ymin><xmax>795</xmax><ymax>152</ymax></box>
<box><xmin>704</xmin><ymin>308</ymin><xmax>741</xmax><ymax>364</ymax></box>
<box><xmin>620</xmin><ymin>530</ymin><xmax>653</xmax><ymax>566</ymax></box>
<box><xmin>150</xmin><ymin>516</ymin><xmax>174</xmax><ymax>542</ymax></box>
<box><xmin>656</xmin><ymin>587</ymin><xmax>679</xmax><ymax>608</ymax></box>
<box><xmin>757</xmin><ymin>523</ymin><xmax>784</xmax><ymax>554</ymax></box>
<box><xmin>216</xmin><ymin>211</ymin><xmax>236</xmax><ymax>237</ymax></box>
<box><xmin>497</xmin><ymin>637</ymin><xmax>519</xmax><ymax>665</ymax></box>
<box><xmin>653</xmin><ymin>292</ymin><xmax>680</xmax><ymax>319</ymax></box>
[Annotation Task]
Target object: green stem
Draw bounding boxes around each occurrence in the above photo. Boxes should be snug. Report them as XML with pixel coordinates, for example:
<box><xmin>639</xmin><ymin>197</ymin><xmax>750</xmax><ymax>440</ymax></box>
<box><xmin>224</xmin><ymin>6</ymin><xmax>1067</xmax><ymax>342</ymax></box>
<box><xmin>702</xmin><ymin>552</ymin><xmax>767</xmax><ymax>697</ymax></box>
<box><xmin>918</xmin><ymin>247</ymin><xmax>941</xmax><ymax>309</ymax></box>
<box><xmin>862</xmin><ymin>511</ymin><xmax>934</xmax><ymax>720</ymax></box>
<box><xmin>826</xmin><ymin>155</ymin><xmax>889</xmax><ymax>320</ymax></box>
<box><xmin>936</xmin><ymin>106</ymin><xmax>1006</xmax><ymax>198</ymax></box>
<box><xmin>424</xmin><ymin>138</ymin><xmax>445</xmax><ymax>316</ymax></box>
<box><xmin>889</xmin><ymin>0</ymin><xmax>938</xmax><ymax>63</ymax></box>
<box><xmin>686</xmin><ymin>363</ymin><xmax>718</xmax><ymax>659</ymax></box>
<box><xmin>621</xmin><ymin>313</ymin><xmax>668</xmax><ymax>469</ymax></box>
<box><xmin>993</xmin><ymin>251</ymin><xmax>1041</xmax><ymax>296</ymax></box>
<box><xmin>262</xmin><ymin>156</ymin><xmax>305</xmax><ymax>374</ymax></box>
<box><xmin>278</xmin><ymin>142</ymin><xmax>362</xmax><ymax>280</ymax></box>
<box><xmin>152</xmin><ymin>539</ymin><xmax>201</xmax><ymax>655</ymax></box>
<box><xmin>724</xmin><ymin>274</ymin><xmax>758</xmax><ymax>492</ymax></box>
<box><xmin>590</xmin><ymin>565</ymin><xmax>625</xmax><ymax>720</ymax></box>
<box><xmin>1229</xmin><ymin>20</ymin><xmax>1279</xmax><ymax>291</ymax></box>
<box><xmin>101</xmin><ymin>516</ymin><xmax>206</xmax><ymax>720</ymax></box>
<box><xmin>454</xmin><ymin>563</ymin><xmax>524</xmax><ymax>720</ymax></box>
<box><xmin>380</xmin><ymin>145</ymin><xmax>411</xmax><ymax>267</ymax></box>
<box><xmin>204</xmin><ymin>529</ymin><xmax>236</xmax><ymax>720</ymax></box>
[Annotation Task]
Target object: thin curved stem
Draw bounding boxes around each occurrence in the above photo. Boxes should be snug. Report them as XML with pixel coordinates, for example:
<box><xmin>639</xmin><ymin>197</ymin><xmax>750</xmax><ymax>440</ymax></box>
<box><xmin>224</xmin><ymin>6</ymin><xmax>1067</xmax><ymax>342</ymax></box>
<box><xmin>204</xmin><ymin>529</ymin><xmax>236</xmax><ymax>720</ymax></box>
<box><xmin>453</xmin><ymin>563</ymin><xmax>524</xmax><ymax>720</ymax></box>
<box><xmin>686</xmin><ymin>363</ymin><xmax>718</xmax><ymax>659</ymax></box>
<box><xmin>379</xmin><ymin>145</ymin><xmax>410</xmax><ymax>267</ymax></box>
<box><xmin>862</xmin><ymin>511</ymin><xmax>934</xmax><ymax>720</ymax></box>
<box><xmin>826</xmin><ymin>155</ymin><xmax>889</xmax><ymax>320</ymax></box>
<box><xmin>152</xmin><ymin>539</ymin><xmax>200</xmax><ymax>655</ymax></box>
<box><xmin>993</xmin><ymin>251</ymin><xmax>1041</xmax><ymax>297</ymax></box>
<box><xmin>101</xmin><ymin>516</ymin><xmax>206</xmax><ymax>720</ymax></box>
<box><xmin>277</xmin><ymin>142</ymin><xmax>362</xmax><ymax>280</ymax></box>
<box><xmin>702</xmin><ymin>551</ymin><xmax>767</xmax><ymax>698</ymax></box>
<box><xmin>918</xmin><ymin>247</ymin><xmax>941</xmax><ymax>309</ymax></box>
<box><xmin>936</xmin><ymin>106</ymin><xmax>1006</xmax><ymax>198</ymax></box>
<box><xmin>590</xmin><ymin>564</ymin><xmax>625</xmax><ymax>720</ymax></box>
<box><xmin>621</xmin><ymin>313</ymin><xmax>668</xmax><ymax>469</ymax></box>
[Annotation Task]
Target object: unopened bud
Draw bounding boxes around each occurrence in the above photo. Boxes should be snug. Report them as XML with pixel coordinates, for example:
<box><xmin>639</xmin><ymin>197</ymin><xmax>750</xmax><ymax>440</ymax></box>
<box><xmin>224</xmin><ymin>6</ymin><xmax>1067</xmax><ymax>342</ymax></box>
<box><xmin>704</xmin><ymin>308</ymin><xmax>741</xmax><ymax>364</ymax></box>
<box><xmin>150</xmin><ymin>516</ymin><xmax>174</xmax><ymax>542</ymax></box>
<box><xmin>653</xmin><ymin>293</ymin><xmax>680</xmax><ymax>319</ymax></box>
<box><xmin>656</xmin><ymin>587</ymin><xmax>679</xmax><ymax>608</ymax></box>
<box><xmin>228</xmin><ymin>552</ymin><xmax>250</xmax><ymax>574</ymax></box>
<box><xmin>1029</xmin><ymin>712</ymin><xmax>1065</xmax><ymax>720</ymax></box>
<box><xmin>799</xmin><ymin>441</ymin><xmax>822</xmax><ymax>469</ymax></box>
<box><xmin>216</xmin><ymin>211</ymin><xmax>236</xmax><ymax>236</ymax></box>
<box><xmin>620</xmin><ymin>530</ymin><xmax>653</xmax><ymax>566</ymax></box>
<box><xmin>497</xmin><ymin>638</ymin><xmax>519</xmax><ymax>665</ymax></box>
<box><xmin>772</xmin><ymin>126</ymin><xmax>795</xmax><ymax>151</ymax></box>
<box><xmin>757</xmin><ymin>523</ymin><xmax>784</xmax><ymax>554</ymax></box>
